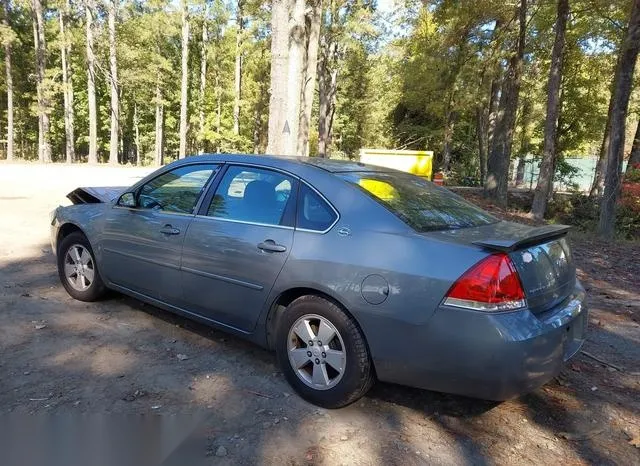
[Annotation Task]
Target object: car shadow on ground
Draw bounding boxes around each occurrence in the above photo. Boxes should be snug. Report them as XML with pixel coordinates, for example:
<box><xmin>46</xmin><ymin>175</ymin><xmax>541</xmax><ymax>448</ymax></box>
<box><xmin>1</xmin><ymin>244</ymin><xmax>639</xmax><ymax>464</ymax></box>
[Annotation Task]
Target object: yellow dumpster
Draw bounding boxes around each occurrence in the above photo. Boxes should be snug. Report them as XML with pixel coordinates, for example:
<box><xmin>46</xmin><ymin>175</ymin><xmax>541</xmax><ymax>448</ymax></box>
<box><xmin>359</xmin><ymin>149</ymin><xmax>434</xmax><ymax>180</ymax></box>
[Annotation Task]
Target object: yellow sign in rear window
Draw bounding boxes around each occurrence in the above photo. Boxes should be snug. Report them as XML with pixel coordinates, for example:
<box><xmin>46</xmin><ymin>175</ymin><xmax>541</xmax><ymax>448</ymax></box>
<box><xmin>358</xmin><ymin>179</ymin><xmax>398</xmax><ymax>201</ymax></box>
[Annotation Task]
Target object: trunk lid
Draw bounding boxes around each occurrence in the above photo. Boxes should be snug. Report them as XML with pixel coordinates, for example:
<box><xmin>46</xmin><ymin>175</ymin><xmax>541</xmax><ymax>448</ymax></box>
<box><xmin>67</xmin><ymin>186</ymin><xmax>127</xmax><ymax>204</ymax></box>
<box><xmin>507</xmin><ymin>236</ymin><xmax>575</xmax><ymax>314</ymax></box>
<box><xmin>431</xmin><ymin>221</ymin><xmax>576</xmax><ymax>314</ymax></box>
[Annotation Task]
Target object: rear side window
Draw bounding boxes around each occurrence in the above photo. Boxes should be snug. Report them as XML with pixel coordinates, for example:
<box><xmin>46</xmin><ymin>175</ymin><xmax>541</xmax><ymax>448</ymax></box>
<box><xmin>296</xmin><ymin>184</ymin><xmax>337</xmax><ymax>232</ymax></box>
<box><xmin>338</xmin><ymin>171</ymin><xmax>497</xmax><ymax>231</ymax></box>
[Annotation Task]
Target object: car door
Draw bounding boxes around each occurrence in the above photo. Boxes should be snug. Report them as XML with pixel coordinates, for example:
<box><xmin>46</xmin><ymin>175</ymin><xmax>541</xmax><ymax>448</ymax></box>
<box><xmin>180</xmin><ymin>164</ymin><xmax>297</xmax><ymax>332</ymax></box>
<box><xmin>100</xmin><ymin>163</ymin><xmax>220</xmax><ymax>303</ymax></box>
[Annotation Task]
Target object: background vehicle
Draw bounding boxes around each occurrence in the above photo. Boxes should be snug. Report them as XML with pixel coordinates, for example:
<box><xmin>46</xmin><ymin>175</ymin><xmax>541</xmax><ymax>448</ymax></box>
<box><xmin>51</xmin><ymin>154</ymin><xmax>587</xmax><ymax>408</ymax></box>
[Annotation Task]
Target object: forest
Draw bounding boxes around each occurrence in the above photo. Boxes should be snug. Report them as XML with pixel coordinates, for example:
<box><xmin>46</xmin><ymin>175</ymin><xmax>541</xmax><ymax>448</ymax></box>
<box><xmin>1</xmin><ymin>0</ymin><xmax>640</xmax><ymax>238</ymax></box>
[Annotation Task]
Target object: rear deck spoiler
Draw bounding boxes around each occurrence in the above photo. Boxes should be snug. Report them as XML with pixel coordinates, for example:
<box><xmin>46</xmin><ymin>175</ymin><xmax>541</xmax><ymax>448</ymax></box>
<box><xmin>473</xmin><ymin>224</ymin><xmax>572</xmax><ymax>252</ymax></box>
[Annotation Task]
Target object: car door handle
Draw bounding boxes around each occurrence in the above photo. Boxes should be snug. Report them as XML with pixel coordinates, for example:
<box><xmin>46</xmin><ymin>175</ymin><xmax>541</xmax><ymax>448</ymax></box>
<box><xmin>160</xmin><ymin>225</ymin><xmax>181</xmax><ymax>235</ymax></box>
<box><xmin>257</xmin><ymin>240</ymin><xmax>287</xmax><ymax>253</ymax></box>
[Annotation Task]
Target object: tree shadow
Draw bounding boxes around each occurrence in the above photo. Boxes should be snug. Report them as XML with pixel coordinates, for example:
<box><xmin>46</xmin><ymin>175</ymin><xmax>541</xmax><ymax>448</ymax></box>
<box><xmin>1</xmin><ymin>242</ymin><xmax>638</xmax><ymax>465</ymax></box>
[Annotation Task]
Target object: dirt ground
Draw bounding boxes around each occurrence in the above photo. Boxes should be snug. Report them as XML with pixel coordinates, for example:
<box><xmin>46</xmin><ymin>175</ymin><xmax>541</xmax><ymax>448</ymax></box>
<box><xmin>1</xmin><ymin>162</ymin><xmax>638</xmax><ymax>465</ymax></box>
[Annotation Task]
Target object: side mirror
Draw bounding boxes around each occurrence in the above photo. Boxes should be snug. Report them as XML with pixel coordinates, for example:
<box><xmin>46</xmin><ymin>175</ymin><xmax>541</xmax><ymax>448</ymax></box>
<box><xmin>118</xmin><ymin>192</ymin><xmax>137</xmax><ymax>208</ymax></box>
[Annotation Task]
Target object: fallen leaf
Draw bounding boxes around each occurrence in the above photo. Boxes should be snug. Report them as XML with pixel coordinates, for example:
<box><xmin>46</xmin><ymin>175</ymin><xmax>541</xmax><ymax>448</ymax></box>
<box><xmin>630</xmin><ymin>436</ymin><xmax>640</xmax><ymax>448</ymax></box>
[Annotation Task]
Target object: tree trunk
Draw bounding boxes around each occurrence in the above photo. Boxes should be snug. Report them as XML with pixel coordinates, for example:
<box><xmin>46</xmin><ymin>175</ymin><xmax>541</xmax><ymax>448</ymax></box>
<box><xmin>487</xmin><ymin>75</ymin><xmax>501</xmax><ymax>153</ymax></box>
<box><xmin>134</xmin><ymin>102</ymin><xmax>141</xmax><ymax>166</ymax></box>
<box><xmin>59</xmin><ymin>0</ymin><xmax>75</xmax><ymax>163</ymax></box>
<box><xmin>318</xmin><ymin>60</ymin><xmax>338</xmax><ymax>158</ymax></box>
<box><xmin>284</xmin><ymin>0</ymin><xmax>305</xmax><ymax>155</ymax></box>
<box><xmin>485</xmin><ymin>0</ymin><xmax>527</xmax><ymax>205</ymax></box>
<box><xmin>317</xmin><ymin>23</ymin><xmax>339</xmax><ymax>160</ymax></box>
<box><xmin>199</xmin><ymin>11</ymin><xmax>208</xmax><ymax>153</ymax></box>
<box><xmin>2</xmin><ymin>0</ymin><xmax>13</xmax><ymax>161</ymax></box>
<box><xmin>297</xmin><ymin>0</ymin><xmax>322</xmax><ymax>156</ymax></box>
<box><xmin>233</xmin><ymin>0</ymin><xmax>243</xmax><ymax>136</ymax></box>
<box><xmin>253</xmin><ymin>53</ymin><xmax>268</xmax><ymax>153</ymax></box>
<box><xmin>154</xmin><ymin>82</ymin><xmax>164</xmax><ymax>166</ymax></box>
<box><xmin>178</xmin><ymin>0</ymin><xmax>190</xmax><ymax>159</ymax></box>
<box><xmin>86</xmin><ymin>0</ymin><xmax>98</xmax><ymax>163</ymax></box>
<box><xmin>108</xmin><ymin>0</ymin><xmax>119</xmax><ymax>164</ymax></box>
<box><xmin>590</xmin><ymin>97</ymin><xmax>613</xmax><ymax>197</ymax></box>
<box><xmin>267</xmin><ymin>0</ymin><xmax>305</xmax><ymax>155</ymax></box>
<box><xmin>485</xmin><ymin>21</ymin><xmax>504</xmax><ymax>157</ymax></box>
<box><xmin>531</xmin><ymin>0</ymin><xmax>569</xmax><ymax>220</ymax></box>
<box><xmin>516</xmin><ymin>95</ymin><xmax>534</xmax><ymax>187</ymax></box>
<box><xmin>625</xmin><ymin>119</ymin><xmax>640</xmax><ymax>173</ymax></box>
<box><xmin>442</xmin><ymin>100</ymin><xmax>455</xmax><ymax>171</ymax></box>
<box><xmin>266</xmin><ymin>0</ymin><xmax>288</xmax><ymax>154</ymax></box>
<box><xmin>216</xmin><ymin>73</ymin><xmax>221</xmax><ymax>152</ymax></box>
<box><xmin>476</xmin><ymin>105</ymin><xmax>487</xmax><ymax>184</ymax></box>
<box><xmin>515</xmin><ymin>157</ymin><xmax>526</xmax><ymax>186</ymax></box>
<box><xmin>253</xmin><ymin>103</ymin><xmax>261</xmax><ymax>153</ymax></box>
<box><xmin>599</xmin><ymin>0</ymin><xmax>640</xmax><ymax>238</ymax></box>
<box><xmin>32</xmin><ymin>0</ymin><xmax>51</xmax><ymax>163</ymax></box>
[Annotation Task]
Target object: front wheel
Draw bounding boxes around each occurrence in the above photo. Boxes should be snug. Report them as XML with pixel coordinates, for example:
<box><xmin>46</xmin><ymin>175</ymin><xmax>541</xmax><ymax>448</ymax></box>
<box><xmin>57</xmin><ymin>231</ymin><xmax>106</xmax><ymax>302</ymax></box>
<box><xmin>276</xmin><ymin>295</ymin><xmax>374</xmax><ymax>408</ymax></box>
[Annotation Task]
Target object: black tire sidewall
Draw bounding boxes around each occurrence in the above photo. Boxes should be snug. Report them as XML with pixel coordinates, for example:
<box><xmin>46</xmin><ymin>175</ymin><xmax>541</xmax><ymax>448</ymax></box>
<box><xmin>276</xmin><ymin>296</ymin><xmax>372</xmax><ymax>408</ymax></box>
<box><xmin>57</xmin><ymin>232</ymin><xmax>105</xmax><ymax>302</ymax></box>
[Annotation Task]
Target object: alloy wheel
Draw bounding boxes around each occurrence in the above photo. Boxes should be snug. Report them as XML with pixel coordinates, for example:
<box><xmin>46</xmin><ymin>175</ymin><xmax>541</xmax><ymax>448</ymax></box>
<box><xmin>287</xmin><ymin>314</ymin><xmax>346</xmax><ymax>390</ymax></box>
<box><xmin>63</xmin><ymin>244</ymin><xmax>95</xmax><ymax>292</ymax></box>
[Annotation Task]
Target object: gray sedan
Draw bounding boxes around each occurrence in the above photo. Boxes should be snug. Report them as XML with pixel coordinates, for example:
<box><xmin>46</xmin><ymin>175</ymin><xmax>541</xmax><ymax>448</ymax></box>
<box><xmin>51</xmin><ymin>154</ymin><xmax>587</xmax><ymax>408</ymax></box>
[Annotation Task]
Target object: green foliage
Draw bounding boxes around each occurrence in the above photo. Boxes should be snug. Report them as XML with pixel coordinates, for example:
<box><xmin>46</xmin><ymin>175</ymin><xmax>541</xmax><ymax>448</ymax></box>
<box><xmin>625</xmin><ymin>163</ymin><xmax>640</xmax><ymax>182</ymax></box>
<box><xmin>0</xmin><ymin>0</ymin><xmax>636</xmax><ymax>202</ymax></box>
<box><xmin>0</xmin><ymin>0</ymin><xmax>272</xmax><ymax>163</ymax></box>
<box><xmin>549</xmin><ymin>191</ymin><xmax>640</xmax><ymax>240</ymax></box>
<box><xmin>554</xmin><ymin>156</ymin><xmax>581</xmax><ymax>190</ymax></box>
<box><xmin>549</xmin><ymin>193</ymin><xmax>600</xmax><ymax>232</ymax></box>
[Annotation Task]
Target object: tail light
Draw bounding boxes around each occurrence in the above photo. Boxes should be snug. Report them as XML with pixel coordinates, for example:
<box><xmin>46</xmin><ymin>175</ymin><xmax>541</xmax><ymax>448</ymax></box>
<box><xmin>443</xmin><ymin>253</ymin><xmax>526</xmax><ymax>312</ymax></box>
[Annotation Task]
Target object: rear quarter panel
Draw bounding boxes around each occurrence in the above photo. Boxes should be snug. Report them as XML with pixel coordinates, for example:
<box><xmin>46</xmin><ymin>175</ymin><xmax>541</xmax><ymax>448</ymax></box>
<box><xmin>262</xmin><ymin>170</ymin><xmax>491</xmax><ymax>361</ymax></box>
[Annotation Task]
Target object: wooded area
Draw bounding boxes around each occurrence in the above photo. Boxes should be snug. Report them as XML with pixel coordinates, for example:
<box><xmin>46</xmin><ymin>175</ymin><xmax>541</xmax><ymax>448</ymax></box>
<box><xmin>1</xmin><ymin>0</ymin><xmax>640</xmax><ymax>237</ymax></box>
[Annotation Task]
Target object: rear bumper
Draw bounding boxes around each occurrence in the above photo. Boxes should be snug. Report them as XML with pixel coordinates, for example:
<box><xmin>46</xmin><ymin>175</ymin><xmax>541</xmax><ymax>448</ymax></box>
<box><xmin>372</xmin><ymin>282</ymin><xmax>588</xmax><ymax>400</ymax></box>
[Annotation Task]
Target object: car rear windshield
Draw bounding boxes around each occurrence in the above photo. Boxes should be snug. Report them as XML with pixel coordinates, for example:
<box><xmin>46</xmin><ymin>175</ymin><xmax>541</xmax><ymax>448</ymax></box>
<box><xmin>338</xmin><ymin>171</ymin><xmax>498</xmax><ymax>231</ymax></box>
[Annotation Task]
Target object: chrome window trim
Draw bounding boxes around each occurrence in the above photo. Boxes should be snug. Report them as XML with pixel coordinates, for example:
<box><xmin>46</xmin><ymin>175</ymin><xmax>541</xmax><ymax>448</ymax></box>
<box><xmin>296</xmin><ymin>181</ymin><xmax>340</xmax><ymax>235</ymax></box>
<box><xmin>112</xmin><ymin>205</ymin><xmax>196</xmax><ymax>217</ymax></box>
<box><xmin>222</xmin><ymin>161</ymin><xmax>301</xmax><ymax>180</ymax></box>
<box><xmin>194</xmin><ymin>214</ymin><xmax>295</xmax><ymax>230</ymax></box>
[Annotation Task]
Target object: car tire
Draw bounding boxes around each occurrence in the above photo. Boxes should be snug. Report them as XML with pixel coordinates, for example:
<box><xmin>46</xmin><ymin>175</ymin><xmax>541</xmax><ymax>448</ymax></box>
<box><xmin>57</xmin><ymin>231</ymin><xmax>106</xmax><ymax>302</ymax></box>
<box><xmin>276</xmin><ymin>295</ymin><xmax>375</xmax><ymax>408</ymax></box>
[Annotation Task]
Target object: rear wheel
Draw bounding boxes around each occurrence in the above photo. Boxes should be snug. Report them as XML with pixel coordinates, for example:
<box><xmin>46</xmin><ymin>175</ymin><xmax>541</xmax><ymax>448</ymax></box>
<box><xmin>276</xmin><ymin>295</ymin><xmax>374</xmax><ymax>408</ymax></box>
<box><xmin>57</xmin><ymin>231</ymin><xmax>106</xmax><ymax>302</ymax></box>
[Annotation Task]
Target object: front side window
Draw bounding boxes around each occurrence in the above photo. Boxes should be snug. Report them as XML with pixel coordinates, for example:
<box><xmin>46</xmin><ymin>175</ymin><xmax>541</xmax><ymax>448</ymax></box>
<box><xmin>137</xmin><ymin>164</ymin><xmax>218</xmax><ymax>214</ymax></box>
<box><xmin>339</xmin><ymin>171</ymin><xmax>497</xmax><ymax>231</ymax></box>
<box><xmin>296</xmin><ymin>184</ymin><xmax>337</xmax><ymax>232</ymax></box>
<box><xmin>207</xmin><ymin>165</ymin><xmax>295</xmax><ymax>226</ymax></box>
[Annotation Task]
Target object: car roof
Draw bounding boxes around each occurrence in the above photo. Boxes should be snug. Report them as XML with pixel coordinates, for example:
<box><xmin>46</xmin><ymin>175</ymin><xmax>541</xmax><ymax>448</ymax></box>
<box><xmin>170</xmin><ymin>153</ymin><xmax>395</xmax><ymax>175</ymax></box>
